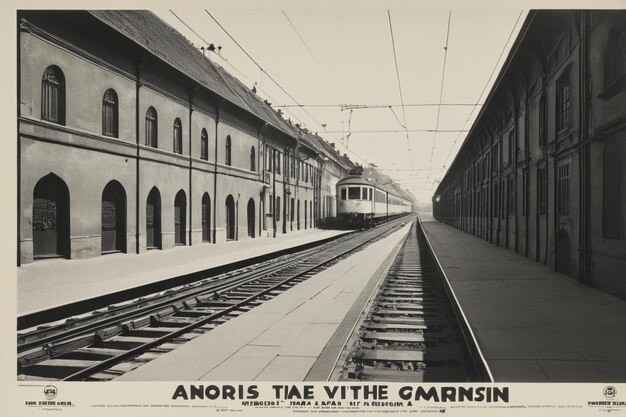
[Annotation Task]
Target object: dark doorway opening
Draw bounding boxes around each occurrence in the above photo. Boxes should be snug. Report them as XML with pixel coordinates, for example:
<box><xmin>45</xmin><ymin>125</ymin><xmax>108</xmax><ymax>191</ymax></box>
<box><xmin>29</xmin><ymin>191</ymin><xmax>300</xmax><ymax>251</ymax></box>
<box><xmin>174</xmin><ymin>190</ymin><xmax>187</xmax><ymax>245</ymax></box>
<box><xmin>202</xmin><ymin>193</ymin><xmax>211</xmax><ymax>242</ymax></box>
<box><xmin>32</xmin><ymin>173</ymin><xmax>70</xmax><ymax>259</ymax></box>
<box><xmin>226</xmin><ymin>195</ymin><xmax>236</xmax><ymax>241</ymax></box>
<box><xmin>146</xmin><ymin>187</ymin><xmax>161</xmax><ymax>249</ymax></box>
<box><xmin>101</xmin><ymin>180</ymin><xmax>126</xmax><ymax>254</ymax></box>
<box><xmin>247</xmin><ymin>198</ymin><xmax>255</xmax><ymax>238</ymax></box>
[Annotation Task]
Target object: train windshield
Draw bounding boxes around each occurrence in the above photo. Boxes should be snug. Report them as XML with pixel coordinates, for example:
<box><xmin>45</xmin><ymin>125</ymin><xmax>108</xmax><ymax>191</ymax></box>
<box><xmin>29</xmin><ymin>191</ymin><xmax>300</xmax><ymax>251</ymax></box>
<box><xmin>348</xmin><ymin>187</ymin><xmax>361</xmax><ymax>199</ymax></box>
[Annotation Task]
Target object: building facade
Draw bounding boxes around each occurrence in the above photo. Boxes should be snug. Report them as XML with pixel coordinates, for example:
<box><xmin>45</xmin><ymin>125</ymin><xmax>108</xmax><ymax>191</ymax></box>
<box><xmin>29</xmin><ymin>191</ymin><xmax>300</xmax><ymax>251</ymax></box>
<box><xmin>433</xmin><ymin>10</ymin><xmax>626</xmax><ymax>300</ymax></box>
<box><xmin>18</xmin><ymin>10</ymin><xmax>352</xmax><ymax>265</ymax></box>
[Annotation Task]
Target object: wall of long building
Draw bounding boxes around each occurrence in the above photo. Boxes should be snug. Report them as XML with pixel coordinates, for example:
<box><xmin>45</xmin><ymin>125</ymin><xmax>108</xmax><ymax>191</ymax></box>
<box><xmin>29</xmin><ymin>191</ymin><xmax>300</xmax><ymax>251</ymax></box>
<box><xmin>18</xmin><ymin>11</ymin><xmax>349</xmax><ymax>265</ymax></box>
<box><xmin>433</xmin><ymin>10</ymin><xmax>626</xmax><ymax>300</ymax></box>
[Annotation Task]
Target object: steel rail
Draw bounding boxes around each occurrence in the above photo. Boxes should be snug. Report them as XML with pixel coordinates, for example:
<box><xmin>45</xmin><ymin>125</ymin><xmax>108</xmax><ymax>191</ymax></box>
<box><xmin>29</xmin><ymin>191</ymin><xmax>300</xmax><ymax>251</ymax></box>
<box><xmin>61</xmin><ymin>222</ymin><xmax>404</xmax><ymax>381</ymax></box>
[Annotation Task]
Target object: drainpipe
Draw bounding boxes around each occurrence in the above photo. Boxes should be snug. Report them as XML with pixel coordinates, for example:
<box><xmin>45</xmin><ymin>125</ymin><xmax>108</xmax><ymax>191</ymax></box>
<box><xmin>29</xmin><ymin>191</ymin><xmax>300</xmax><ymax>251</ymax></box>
<box><xmin>259</xmin><ymin>123</ymin><xmax>269</xmax><ymax>236</ymax></box>
<box><xmin>213</xmin><ymin>99</ymin><xmax>225</xmax><ymax>244</ymax></box>
<box><xmin>272</xmin><ymin>146</ymin><xmax>276</xmax><ymax>238</ymax></box>
<box><xmin>134</xmin><ymin>56</ymin><xmax>146</xmax><ymax>255</ymax></box>
<box><xmin>187</xmin><ymin>85</ymin><xmax>197</xmax><ymax>246</ymax></box>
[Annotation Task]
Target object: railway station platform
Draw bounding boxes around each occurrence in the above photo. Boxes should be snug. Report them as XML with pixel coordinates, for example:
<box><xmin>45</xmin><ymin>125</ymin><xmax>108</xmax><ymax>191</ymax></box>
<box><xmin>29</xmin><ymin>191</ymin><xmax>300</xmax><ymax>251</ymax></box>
<box><xmin>18</xmin><ymin>229</ymin><xmax>351</xmax><ymax>317</ymax></box>
<box><xmin>116</xmin><ymin>222</ymin><xmax>413</xmax><ymax>381</ymax></box>
<box><xmin>420</xmin><ymin>214</ymin><xmax>626</xmax><ymax>382</ymax></box>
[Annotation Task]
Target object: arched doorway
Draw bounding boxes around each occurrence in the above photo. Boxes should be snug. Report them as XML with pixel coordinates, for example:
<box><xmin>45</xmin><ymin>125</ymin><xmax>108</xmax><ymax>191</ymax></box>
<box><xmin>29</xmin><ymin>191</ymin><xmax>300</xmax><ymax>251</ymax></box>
<box><xmin>146</xmin><ymin>187</ymin><xmax>161</xmax><ymax>249</ymax></box>
<box><xmin>101</xmin><ymin>180</ymin><xmax>126</xmax><ymax>253</ymax></box>
<box><xmin>304</xmin><ymin>200</ymin><xmax>308</xmax><ymax>229</ymax></box>
<box><xmin>202</xmin><ymin>193</ymin><xmax>211</xmax><ymax>242</ymax></box>
<box><xmin>290</xmin><ymin>198</ymin><xmax>295</xmax><ymax>231</ymax></box>
<box><xmin>555</xmin><ymin>229</ymin><xmax>571</xmax><ymax>276</ymax></box>
<box><xmin>226</xmin><ymin>195</ymin><xmax>235</xmax><ymax>241</ymax></box>
<box><xmin>32</xmin><ymin>173</ymin><xmax>70</xmax><ymax>259</ymax></box>
<box><xmin>297</xmin><ymin>200</ymin><xmax>301</xmax><ymax>230</ymax></box>
<box><xmin>247</xmin><ymin>198</ymin><xmax>255</xmax><ymax>238</ymax></box>
<box><xmin>174</xmin><ymin>190</ymin><xmax>187</xmax><ymax>245</ymax></box>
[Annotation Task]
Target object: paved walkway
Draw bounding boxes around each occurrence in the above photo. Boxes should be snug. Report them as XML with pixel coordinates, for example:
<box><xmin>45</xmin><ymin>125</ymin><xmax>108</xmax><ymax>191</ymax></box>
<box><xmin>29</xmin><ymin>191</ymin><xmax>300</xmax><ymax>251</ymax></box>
<box><xmin>18</xmin><ymin>229</ymin><xmax>349</xmax><ymax>316</ymax></box>
<box><xmin>118</xmin><ymin>223</ymin><xmax>413</xmax><ymax>381</ymax></box>
<box><xmin>420</xmin><ymin>215</ymin><xmax>626</xmax><ymax>382</ymax></box>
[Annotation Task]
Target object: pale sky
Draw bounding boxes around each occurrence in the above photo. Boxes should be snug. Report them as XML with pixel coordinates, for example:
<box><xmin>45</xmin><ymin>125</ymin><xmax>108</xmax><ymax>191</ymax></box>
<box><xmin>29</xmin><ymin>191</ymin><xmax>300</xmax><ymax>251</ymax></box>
<box><xmin>155</xmin><ymin>8</ymin><xmax>527</xmax><ymax>204</ymax></box>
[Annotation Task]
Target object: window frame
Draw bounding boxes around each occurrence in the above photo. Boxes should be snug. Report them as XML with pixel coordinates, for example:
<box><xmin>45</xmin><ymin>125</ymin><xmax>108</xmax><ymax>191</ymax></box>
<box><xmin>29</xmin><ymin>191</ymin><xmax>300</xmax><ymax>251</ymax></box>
<box><xmin>173</xmin><ymin>118</ymin><xmax>182</xmax><ymax>154</ymax></box>
<box><xmin>225</xmin><ymin>135</ymin><xmax>232</xmax><ymax>166</ymax></box>
<box><xmin>41</xmin><ymin>66</ymin><xmax>65</xmax><ymax>125</ymax></box>
<box><xmin>102</xmin><ymin>88</ymin><xmax>118</xmax><ymax>138</ymax></box>
<box><xmin>556</xmin><ymin>72</ymin><xmax>571</xmax><ymax>134</ymax></box>
<box><xmin>145</xmin><ymin>107</ymin><xmax>158</xmax><ymax>148</ymax></box>
<box><xmin>200</xmin><ymin>129</ymin><xmax>208</xmax><ymax>161</ymax></box>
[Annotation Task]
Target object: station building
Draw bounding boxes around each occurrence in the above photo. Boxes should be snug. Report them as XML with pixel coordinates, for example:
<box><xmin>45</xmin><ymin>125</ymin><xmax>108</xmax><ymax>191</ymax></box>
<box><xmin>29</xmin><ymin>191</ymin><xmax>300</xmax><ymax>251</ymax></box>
<box><xmin>433</xmin><ymin>10</ymin><xmax>626</xmax><ymax>300</ymax></box>
<box><xmin>18</xmin><ymin>10</ymin><xmax>353</xmax><ymax>265</ymax></box>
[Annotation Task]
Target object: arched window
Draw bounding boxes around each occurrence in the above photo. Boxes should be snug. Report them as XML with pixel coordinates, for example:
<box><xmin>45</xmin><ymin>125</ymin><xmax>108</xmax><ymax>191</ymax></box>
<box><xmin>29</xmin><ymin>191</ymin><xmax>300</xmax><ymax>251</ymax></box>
<box><xmin>201</xmin><ymin>129</ymin><xmax>208</xmax><ymax>161</ymax></box>
<box><xmin>41</xmin><ymin>66</ymin><xmax>65</xmax><ymax>125</ymax></box>
<box><xmin>173</xmin><ymin>118</ymin><xmax>182</xmax><ymax>154</ymax></box>
<box><xmin>102</xmin><ymin>89</ymin><xmax>118</xmax><ymax>137</ymax></box>
<box><xmin>145</xmin><ymin>107</ymin><xmax>158</xmax><ymax>148</ymax></box>
<box><xmin>225</xmin><ymin>135</ymin><xmax>232</xmax><ymax>166</ymax></box>
<box><xmin>604</xmin><ymin>29</ymin><xmax>624</xmax><ymax>88</ymax></box>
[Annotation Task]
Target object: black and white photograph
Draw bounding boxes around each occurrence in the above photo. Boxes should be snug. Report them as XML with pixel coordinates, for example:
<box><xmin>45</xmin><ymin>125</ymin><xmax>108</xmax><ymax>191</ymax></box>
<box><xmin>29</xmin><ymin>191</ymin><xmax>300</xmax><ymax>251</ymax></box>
<box><xmin>6</xmin><ymin>1</ymin><xmax>626</xmax><ymax>415</ymax></box>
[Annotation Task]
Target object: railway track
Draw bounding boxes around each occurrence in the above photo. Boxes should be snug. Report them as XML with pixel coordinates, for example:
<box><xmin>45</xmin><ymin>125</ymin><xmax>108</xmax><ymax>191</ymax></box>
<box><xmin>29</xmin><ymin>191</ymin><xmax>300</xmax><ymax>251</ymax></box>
<box><xmin>334</xmin><ymin>220</ymin><xmax>491</xmax><ymax>382</ymax></box>
<box><xmin>17</xmin><ymin>217</ymin><xmax>411</xmax><ymax>381</ymax></box>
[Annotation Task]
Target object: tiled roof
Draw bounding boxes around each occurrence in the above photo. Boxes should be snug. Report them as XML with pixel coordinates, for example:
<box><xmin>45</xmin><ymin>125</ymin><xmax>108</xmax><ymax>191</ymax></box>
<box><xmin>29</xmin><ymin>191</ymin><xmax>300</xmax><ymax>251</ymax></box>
<box><xmin>88</xmin><ymin>11</ymin><xmax>400</xmax><ymax>191</ymax></box>
<box><xmin>89</xmin><ymin>10</ymin><xmax>250</xmax><ymax>112</ymax></box>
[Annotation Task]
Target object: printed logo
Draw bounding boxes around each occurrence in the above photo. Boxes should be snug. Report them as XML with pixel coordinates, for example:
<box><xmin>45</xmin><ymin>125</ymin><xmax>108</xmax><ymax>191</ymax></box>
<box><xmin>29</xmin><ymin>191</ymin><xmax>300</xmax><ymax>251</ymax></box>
<box><xmin>43</xmin><ymin>385</ymin><xmax>58</xmax><ymax>400</ymax></box>
<box><xmin>604</xmin><ymin>386</ymin><xmax>617</xmax><ymax>400</ymax></box>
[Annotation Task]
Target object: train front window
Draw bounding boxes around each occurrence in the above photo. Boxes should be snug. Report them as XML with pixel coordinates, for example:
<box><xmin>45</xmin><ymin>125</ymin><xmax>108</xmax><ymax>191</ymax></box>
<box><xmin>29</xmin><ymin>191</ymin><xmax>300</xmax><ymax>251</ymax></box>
<box><xmin>341</xmin><ymin>188</ymin><xmax>347</xmax><ymax>200</ymax></box>
<box><xmin>348</xmin><ymin>187</ymin><xmax>360</xmax><ymax>199</ymax></box>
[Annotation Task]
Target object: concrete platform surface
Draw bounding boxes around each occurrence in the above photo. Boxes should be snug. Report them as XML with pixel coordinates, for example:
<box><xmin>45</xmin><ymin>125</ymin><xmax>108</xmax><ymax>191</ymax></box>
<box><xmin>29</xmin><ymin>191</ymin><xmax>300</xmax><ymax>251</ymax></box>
<box><xmin>117</xmin><ymin>222</ymin><xmax>413</xmax><ymax>381</ymax></box>
<box><xmin>420</xmin><ymin>215</ymin><xmax>626</xmax><ymax>382</ymax></box>
<box><xmin>18</xmin><ymin>229</ymin><xmax>350</xmax><ymax>316</ymax></box>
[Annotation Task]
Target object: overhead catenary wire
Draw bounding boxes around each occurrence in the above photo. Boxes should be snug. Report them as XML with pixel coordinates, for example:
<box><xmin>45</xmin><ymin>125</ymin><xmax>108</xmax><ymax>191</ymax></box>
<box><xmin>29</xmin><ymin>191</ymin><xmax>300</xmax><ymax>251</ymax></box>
<box><xmin>169</xmin><ymin>11</ymin><xmax>281</xmax><ymax>108</ymax></box>
<box><xmin>169</xmin><ymin>9</ymin><xmax>339</xmax><ymax>162</ymax></box>
<box><xmin>387</xmin><ymin>10</ymin><xmax>414</xmax><ymax>172</ymax></box>
<box><xmin>426</xmin><ymin>10</ymin><xmax>452</xmax><ymax>184</ymax></box>
<box><xmin>436</xmin><ymin>9</ymin><xmax>525</xmax><ymax>185</ymax></box>
<box><xmin>323</xmin><ymin>129</ymin><xmax>469</xmax><ymax>133</ymax></box>
<box><xmin>281</xmin><ymin>10</ymin><xmax>318</xmax><ymax>64</ymax></box>
<box><xmin>203</xmin><ymin>9</ymin><xmax>370</xmax><ymax>166</ymax></box>
<box><xmin>273</xmin><ymin>103</ymin><xmax>480</xmax><ymax>108</ymax></box>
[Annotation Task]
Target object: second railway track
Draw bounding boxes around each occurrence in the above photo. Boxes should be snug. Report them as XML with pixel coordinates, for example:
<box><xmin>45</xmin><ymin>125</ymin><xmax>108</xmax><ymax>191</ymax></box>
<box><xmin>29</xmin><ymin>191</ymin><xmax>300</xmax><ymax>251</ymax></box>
<box><xmin>18</xmin><ymin>217</ymin><xmax>411</xmax><ymax>381</ymax></box>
